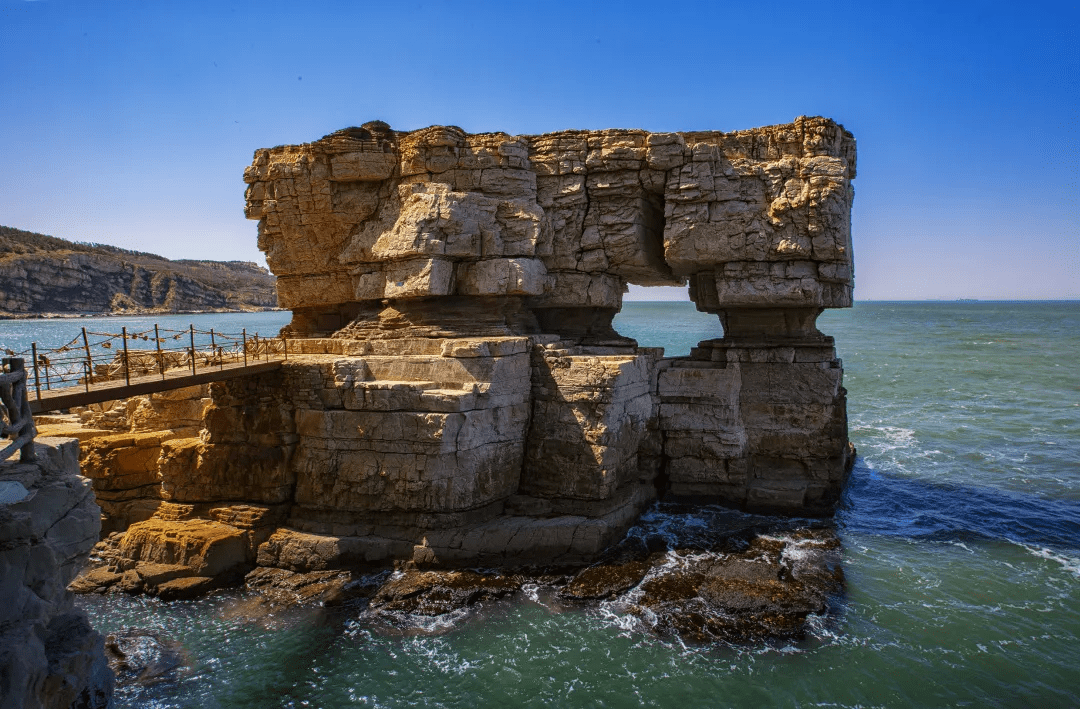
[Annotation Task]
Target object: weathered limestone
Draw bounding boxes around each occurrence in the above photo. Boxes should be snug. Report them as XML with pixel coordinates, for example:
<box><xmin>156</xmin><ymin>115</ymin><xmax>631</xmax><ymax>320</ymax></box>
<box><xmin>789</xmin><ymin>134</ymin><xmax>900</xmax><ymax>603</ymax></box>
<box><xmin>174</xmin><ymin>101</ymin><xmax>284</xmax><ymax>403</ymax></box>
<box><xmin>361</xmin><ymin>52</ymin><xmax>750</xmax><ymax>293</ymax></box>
<box><xmin>69</xmin><ymin>117</ymin><xmax>855</xmax><ymax>594</ymax></box>
<box><xmin>245</xmin><ymin>118</ymin><xmax>852</xmax><ymax>335</ymax></box>
<box><xmin>0</xmin><ymin>438</ymin><xmax>113</xmax><ymax>708</ymax></box>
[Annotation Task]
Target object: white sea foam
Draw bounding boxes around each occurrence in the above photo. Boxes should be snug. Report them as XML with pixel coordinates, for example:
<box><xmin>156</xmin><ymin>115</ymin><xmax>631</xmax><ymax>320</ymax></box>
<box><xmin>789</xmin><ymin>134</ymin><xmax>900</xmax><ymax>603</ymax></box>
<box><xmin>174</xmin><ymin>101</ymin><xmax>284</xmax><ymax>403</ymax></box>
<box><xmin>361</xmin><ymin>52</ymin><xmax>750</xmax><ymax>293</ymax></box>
<box><xmin>1017</xmin><ymin>543</ymin><xmax>1080</xmax><ymax>578</ymax></box>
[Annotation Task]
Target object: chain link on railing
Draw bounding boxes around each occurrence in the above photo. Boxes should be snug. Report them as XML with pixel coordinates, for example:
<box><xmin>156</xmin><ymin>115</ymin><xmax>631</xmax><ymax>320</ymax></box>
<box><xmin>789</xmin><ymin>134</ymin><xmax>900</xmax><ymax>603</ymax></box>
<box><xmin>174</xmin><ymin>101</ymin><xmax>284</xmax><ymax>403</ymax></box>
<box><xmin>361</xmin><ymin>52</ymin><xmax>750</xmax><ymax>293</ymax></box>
<box><xmin>0</xmin><ymin>325</ymin><xmax>288</xmax><ymax>402</ymax></box>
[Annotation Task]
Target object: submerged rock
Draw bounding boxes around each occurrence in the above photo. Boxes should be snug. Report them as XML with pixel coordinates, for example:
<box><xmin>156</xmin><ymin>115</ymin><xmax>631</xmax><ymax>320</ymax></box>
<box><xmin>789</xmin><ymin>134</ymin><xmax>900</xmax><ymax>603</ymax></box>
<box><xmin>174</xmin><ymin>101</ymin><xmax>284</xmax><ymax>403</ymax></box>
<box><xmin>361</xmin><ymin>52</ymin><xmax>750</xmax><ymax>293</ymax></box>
<box><xmin>105</xmin><ymin>629</ymin><xmax>189</xmax><ymax>686</ymax></box>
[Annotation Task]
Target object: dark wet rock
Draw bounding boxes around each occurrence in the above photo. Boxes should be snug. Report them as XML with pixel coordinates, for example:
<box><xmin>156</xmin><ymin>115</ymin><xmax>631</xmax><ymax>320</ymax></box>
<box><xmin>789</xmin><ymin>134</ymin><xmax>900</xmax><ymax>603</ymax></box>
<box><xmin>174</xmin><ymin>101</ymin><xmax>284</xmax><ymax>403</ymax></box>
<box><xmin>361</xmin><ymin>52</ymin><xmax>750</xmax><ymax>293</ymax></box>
<box><xmin>369</xmin><ymin>570</ymin><xmax>522</xmax><ymax>615</ymax></box>
<box><xmin>72</xmin><ymin>502</ymin><xmax>845</xmax><ymax>645</ymax></box>
<box><xmin>352</xmin><ymin>520</ymin><xmax>844</xmax><ymax>644</ymax></box>
<box><xmin>244</xmin><ymin>567</ymin><xmax>362</xmax><ymax>607</ymax></box>
<box><xmin>563</xmin><ymin>559</ymin><xmax>651</xmax><ymax>600</ymax></box>
<box><xmin>625</xmin><ymin>528</ymin><xmax>845</xmax><ymax>643</ymax></box>
<box><xmin>105</xmin><ymin>629</ymin><xmax>189</xmax><ymax>686</ymax></box>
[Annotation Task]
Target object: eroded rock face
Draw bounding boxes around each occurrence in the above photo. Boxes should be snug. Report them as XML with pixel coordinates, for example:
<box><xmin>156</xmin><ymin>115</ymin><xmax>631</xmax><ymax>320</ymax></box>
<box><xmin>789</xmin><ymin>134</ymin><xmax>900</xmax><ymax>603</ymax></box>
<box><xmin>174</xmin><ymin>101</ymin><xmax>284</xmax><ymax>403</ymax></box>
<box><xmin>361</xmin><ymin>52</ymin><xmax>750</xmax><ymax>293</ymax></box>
<box><xmin>67</xmin><ymin>119</ymin><xmax>856</xmax><ymax>628</ymax></box>
<box><xmin>0</xmin><ymin>438</ymin><xmax>114</xmax><ymax>708</ymax></box>
<box><xmin>245</xmin><ymin>118</ymin><xmax>854</xmax><ymax>339</ymax></box>
<box><xmin>238</xmin><ymin>117</ymin><xmax>856</xmax><ymax>527</ymax></box>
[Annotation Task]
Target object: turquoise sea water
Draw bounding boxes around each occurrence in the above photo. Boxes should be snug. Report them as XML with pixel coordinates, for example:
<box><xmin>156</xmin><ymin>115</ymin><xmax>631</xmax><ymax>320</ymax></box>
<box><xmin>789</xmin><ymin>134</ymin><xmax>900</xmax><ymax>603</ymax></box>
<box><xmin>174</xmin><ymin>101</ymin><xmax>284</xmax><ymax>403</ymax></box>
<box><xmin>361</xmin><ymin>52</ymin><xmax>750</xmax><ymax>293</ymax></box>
<box><xmin>6</xmin><ymin>302</ymin><xmax>1079</xmax><ymax>707</ymax></box>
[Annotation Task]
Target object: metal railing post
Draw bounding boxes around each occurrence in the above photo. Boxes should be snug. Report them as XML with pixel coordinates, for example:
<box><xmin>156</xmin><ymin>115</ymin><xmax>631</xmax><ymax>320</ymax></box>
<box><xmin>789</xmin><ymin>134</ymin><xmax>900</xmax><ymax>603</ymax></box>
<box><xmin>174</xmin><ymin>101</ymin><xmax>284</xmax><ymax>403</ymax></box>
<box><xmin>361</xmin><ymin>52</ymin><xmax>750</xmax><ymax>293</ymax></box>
<box><xmin>242</xmin><ymin>328</ymin><xmax>248</xmax><ymax>366</ymax></box>
<box><xmin>39</xmin><ymin>348</ymin><xmax>50</xmax><ymax>391</ymax></box>
<box><xmin>210</xmin><ymin>329</ymin><xmax>221</xmax><ymax>370</ymax></box>
<box><xmin>122</xmin><ymin>327</ymin><xmax>131</xmax><ymax>387</ymax></box>
<box><xmin>30</xmin><ymin>343</ymin><xmax>41</xmax><ymax>400</ymax></box>
<box><xmin>154</xmin><ymin>324</ymin><xmax>165</xmax><ymax>379</ymax></box>
<box><xmin>189</xmin><ymin>324</ymin><xmax>197</xmax><ymax>375</ymax></box>
<box><xmin>81</xmin><ymin>327</ymin><xmax>94</xmax><ymax>386</ymax></box>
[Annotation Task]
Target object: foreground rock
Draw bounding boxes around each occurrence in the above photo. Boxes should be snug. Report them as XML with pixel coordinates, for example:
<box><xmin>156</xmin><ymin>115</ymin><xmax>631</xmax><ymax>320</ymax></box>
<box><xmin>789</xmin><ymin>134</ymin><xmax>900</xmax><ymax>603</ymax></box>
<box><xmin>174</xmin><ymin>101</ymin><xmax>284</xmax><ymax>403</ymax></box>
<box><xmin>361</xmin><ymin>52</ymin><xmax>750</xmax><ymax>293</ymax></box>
<box><xmin>358</xmin><ymin>506</ymin><xmax>844</xmax><ymax>644</ymax></box>
<box><xmin>0</xmin><ymin>438</ymin><xmax>114</xmax><ymax>708</ymax></box>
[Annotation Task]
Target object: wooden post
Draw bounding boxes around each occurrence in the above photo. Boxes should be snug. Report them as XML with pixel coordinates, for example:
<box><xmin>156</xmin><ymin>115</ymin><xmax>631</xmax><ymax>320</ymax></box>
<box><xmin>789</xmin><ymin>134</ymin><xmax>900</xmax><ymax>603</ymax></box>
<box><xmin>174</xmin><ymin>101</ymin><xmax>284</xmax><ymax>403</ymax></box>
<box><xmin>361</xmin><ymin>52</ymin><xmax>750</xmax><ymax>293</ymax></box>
<box><xmin>8</xmin><ymin>358</ymin><xmax>36</xmax><ymax>463</ymax></box>
<box><xmin>30</xmin><ymin>343</ymin><xmax>41</xmax><ymax>400</ymax></box>
<box><xmin>243</xmin><ymin>328</ymin><xmax>248</xmax><ymax>366</ymax></box>
<box><xmin>81</xmin><ymin>327</ymin><xmax>94</xmax><ymax>386</ymax></box>
<box><xmin>154</xmin><ymin>325</ymin><xmax>165</xmax><ymax>379</ymax></box>
<box><xmin>189</xmin><ymin>324</ymin><xmax>197</xmax><ymax>375</ymax></box>
<box><xmin>122</xmin><ymin>327</ymin><xmax>131</xmax><ymax>387</ymax></box>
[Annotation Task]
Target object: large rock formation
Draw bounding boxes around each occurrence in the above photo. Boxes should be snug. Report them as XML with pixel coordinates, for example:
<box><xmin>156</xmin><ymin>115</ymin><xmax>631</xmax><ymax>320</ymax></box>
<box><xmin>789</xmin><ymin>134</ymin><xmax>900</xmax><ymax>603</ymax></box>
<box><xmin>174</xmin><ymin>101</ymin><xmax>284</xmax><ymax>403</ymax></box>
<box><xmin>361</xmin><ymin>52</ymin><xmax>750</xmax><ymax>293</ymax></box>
<box><xmin>66</xmin><ymin>117</ymin><xmax>855</xmax><ymax>588</ymax></box>
<box><xmin>0</xmin><ymin>226</ymin><xmax>277</xmax><ymax>317</ymax></box>
<box><xmin>0</xmin><ymin>438</ymin><xmax>113</xmax><ymax>708</ymax></box>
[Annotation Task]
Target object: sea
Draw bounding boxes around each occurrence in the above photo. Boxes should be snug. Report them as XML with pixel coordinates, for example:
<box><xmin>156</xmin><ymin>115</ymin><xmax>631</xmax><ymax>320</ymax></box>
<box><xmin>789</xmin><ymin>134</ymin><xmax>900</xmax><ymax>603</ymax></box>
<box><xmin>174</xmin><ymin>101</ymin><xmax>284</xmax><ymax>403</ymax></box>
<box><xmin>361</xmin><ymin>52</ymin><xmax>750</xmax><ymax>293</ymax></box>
<box><xmin>3</xmin><ymin>301</ymin><xmax>1078</xmax><ymax>708</ymax></box>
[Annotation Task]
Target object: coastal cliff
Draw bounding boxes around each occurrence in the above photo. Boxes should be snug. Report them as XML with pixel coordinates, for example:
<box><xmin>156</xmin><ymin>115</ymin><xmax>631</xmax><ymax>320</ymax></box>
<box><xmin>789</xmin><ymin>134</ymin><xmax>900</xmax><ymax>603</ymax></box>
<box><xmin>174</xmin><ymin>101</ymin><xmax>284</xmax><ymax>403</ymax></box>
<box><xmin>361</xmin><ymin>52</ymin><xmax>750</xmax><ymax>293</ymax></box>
<box><xmin>0</xmin><ymin>438</ymin><xmax>113</xmax><ymax>708</ymax></box>
<box><xmin>0</xmin><ymin>226</ymin><xmax>277</xmax><ymax>317</ymax></box>
<box><xmin>57</xmin><ymin>118</ymin><xmax>856</xmax><ymax>637</ymax></box>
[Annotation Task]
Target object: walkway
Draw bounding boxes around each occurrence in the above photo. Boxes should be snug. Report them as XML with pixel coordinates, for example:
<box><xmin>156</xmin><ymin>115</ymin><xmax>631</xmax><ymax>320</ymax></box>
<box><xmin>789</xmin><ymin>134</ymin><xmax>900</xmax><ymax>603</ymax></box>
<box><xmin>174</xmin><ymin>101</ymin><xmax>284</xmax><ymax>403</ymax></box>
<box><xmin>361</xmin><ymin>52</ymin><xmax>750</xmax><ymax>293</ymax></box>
<box><xmin>2</xmin><ymin>324</ymin><xmax>288</xmax><ymax>419</ymax></box>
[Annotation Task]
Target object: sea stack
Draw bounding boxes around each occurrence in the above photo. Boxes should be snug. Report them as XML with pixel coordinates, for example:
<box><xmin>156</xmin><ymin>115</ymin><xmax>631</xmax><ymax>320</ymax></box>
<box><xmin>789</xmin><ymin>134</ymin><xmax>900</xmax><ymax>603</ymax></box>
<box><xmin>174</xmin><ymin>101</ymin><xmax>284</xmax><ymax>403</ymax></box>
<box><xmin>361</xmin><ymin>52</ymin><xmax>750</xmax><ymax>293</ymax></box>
<box><xmin>58</xmin><ymin>117</ymin><xmax>856</xmax><ymax>582</ymax></box>
<box><xmin>232</xmin><ymin>117</ymin><xmax>856</xmax><ymax>567</ymax></box>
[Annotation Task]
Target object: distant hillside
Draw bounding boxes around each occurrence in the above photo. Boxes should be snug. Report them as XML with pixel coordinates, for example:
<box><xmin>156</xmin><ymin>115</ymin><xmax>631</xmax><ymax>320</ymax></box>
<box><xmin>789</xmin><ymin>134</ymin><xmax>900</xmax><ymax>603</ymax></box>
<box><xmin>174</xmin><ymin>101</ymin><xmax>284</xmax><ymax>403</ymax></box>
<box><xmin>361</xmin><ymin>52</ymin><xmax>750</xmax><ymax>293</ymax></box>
<box><xmin>0</xmin><ymin>226</ymin><xmax>278</xmax><ymax>317</ymax></box>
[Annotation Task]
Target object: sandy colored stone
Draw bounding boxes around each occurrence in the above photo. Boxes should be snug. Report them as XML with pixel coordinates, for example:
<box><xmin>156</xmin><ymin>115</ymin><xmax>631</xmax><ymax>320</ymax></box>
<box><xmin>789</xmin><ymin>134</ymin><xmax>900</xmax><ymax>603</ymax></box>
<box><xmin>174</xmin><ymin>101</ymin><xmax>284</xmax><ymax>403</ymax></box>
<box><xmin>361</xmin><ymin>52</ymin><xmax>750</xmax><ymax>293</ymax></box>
<box><xmin>255</xmin><ymin>528</ymin><xmax>396</xmax><ymax>571</ymax></box>
<box><xmin>68</xmin><ymin>567</ymin><xmax>123</xmax><ymax>594</ymax></box>
<box><xmin>16</xmin><ymin>119</ymin><xmax>856</xmax><ymax>609</ymax></box>
<box><xmin>118</xmin><ymin>518</ymin><xmax>250</xmax><ymax>578</ymax></box>
<box><xmin>245</xmin><ymin>117</ymin><xmax>853</xmax><ymax>335</ymax></box>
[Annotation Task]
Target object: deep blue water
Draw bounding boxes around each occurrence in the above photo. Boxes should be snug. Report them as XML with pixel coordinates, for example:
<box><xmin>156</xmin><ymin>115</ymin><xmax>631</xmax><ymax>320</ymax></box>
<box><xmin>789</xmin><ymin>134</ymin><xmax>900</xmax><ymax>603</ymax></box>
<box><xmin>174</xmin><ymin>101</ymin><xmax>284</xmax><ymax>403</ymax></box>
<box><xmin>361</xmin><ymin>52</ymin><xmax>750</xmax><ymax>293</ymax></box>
<box><xmin>7</xmin><ymin>302</ymin><xmax>1079</xmax><ymax>707</ymax></box>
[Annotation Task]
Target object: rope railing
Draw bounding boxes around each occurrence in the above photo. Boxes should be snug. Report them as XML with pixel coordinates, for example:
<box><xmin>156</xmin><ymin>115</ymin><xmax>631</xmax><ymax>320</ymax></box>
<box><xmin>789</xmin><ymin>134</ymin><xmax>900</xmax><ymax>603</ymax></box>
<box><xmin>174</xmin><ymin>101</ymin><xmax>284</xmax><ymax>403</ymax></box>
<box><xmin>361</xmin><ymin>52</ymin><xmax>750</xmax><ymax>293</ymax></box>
<box><xmin>0</xmin><ymin>325</ymin><xmax>288</xmax><ymax>402</ymax></box>
<box><xmin>1</xmin><ymin>358</ymin><xmax>36</xmax><ymax>463</ymax></box>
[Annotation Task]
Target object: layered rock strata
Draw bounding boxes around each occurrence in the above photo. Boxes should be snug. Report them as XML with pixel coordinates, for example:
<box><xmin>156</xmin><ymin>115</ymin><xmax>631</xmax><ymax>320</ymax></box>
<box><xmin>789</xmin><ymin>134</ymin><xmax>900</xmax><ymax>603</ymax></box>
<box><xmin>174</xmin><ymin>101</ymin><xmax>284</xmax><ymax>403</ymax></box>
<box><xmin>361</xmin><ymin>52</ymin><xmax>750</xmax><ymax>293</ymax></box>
<box><xmin>67</xmin><ymin>117</ymin><xmax>855</xmax><ymax>594</ymax></box>
<box><xmin>0</xmin><ymin>438</ymin><xmax>113</xmax><ymax>708</ymax></box>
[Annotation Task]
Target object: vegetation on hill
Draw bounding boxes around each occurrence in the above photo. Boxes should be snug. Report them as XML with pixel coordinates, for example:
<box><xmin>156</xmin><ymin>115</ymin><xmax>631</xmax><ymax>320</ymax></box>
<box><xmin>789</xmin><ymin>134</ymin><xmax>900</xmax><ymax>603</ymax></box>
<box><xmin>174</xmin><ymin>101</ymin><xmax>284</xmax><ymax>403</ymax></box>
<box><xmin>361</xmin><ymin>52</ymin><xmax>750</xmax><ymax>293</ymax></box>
<box><xmin>0</xmin><ymin>226</ymin><xmax>278</xmax><ymax>316</ymax></box>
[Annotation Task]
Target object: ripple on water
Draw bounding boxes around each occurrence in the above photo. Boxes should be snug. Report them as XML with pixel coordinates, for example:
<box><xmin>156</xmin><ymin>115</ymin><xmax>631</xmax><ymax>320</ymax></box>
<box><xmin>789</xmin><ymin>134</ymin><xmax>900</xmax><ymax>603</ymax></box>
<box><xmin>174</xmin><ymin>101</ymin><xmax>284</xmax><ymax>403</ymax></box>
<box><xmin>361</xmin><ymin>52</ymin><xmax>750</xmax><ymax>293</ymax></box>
<box><xmin>75</xmin><ymin>303</ymin><xmax>1080</xmax><ymax>707</ymax></box>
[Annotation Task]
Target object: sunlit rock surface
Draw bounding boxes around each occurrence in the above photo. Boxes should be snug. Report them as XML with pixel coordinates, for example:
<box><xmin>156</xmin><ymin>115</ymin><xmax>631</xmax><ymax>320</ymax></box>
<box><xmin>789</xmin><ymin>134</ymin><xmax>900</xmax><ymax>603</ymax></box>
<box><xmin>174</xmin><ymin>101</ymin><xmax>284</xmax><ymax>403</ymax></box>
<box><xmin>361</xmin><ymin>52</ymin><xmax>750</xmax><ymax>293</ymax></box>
<box><xmin>65</xmin><ymin>119</ymin><xmax>856</xmax><ymax>633</ymax></box>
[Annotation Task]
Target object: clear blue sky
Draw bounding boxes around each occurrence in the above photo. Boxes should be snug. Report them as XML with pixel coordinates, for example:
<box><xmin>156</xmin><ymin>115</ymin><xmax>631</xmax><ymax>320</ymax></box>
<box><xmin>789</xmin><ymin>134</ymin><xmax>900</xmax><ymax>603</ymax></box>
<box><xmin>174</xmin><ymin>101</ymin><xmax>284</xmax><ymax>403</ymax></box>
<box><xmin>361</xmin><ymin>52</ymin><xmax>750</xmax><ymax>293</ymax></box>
<box><xmin>1</xmin><ymin>0</ymin><xmax>1076</xmax><ymax>300</ymax></box>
